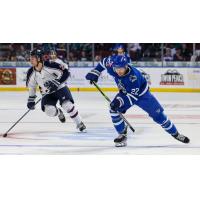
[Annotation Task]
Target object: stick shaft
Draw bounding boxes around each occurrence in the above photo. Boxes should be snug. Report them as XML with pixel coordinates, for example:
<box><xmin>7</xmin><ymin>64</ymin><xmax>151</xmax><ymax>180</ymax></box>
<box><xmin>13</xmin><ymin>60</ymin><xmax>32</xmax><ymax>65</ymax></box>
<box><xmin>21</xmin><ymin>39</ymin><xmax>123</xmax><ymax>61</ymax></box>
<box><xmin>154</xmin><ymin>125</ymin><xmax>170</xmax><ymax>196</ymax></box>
<box><xmin>3</xmin><ymin>98</ymin><xmax>42</xmax><ymax>137</ymax></box>
<box><xmin>92</xmin><ymin>82</ymin><xmax>135</xmax><ymax>133</ymax></box>
<box><xmin>93</xmin><ymin>82</ymin><xmax>111</xmax><ymax>102</ymax></box>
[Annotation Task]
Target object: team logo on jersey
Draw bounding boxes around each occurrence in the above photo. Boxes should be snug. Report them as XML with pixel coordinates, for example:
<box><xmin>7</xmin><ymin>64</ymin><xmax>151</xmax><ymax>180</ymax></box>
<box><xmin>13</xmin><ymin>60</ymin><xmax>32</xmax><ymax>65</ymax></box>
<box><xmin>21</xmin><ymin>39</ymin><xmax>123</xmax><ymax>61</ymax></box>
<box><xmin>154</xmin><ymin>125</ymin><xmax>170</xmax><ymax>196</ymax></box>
<box><xmin>59</xmin><ymin>64</ymin><xmax>65</xmax><ymax>70</ymax></box>
<box><xmin>160</xmin><ymin>69</ymin><xmax>184</xmax><ymax>85</ymax></box>
<box><xmin>105</xmin><ymin>57</ymin><xmax>114</xmax><ymax>68</ymax></box>
<box><xmin>105</xmin><ymin>61</ymin><xmax>113</xmax><ymax>68</ymax></box>
<box><xmin>129</xmin><ymin>75</ymin><xmax>137</xmax><ymax>83</ymax></box>
<box><xmin>118</xmin><ymin>80</ymin><xmax>127</xmax><ymax>94</ymax></box>
<box><xmin>156</xmin><ymin>108</ymin><xmax>161</xmax><ymax>113</ymax></box>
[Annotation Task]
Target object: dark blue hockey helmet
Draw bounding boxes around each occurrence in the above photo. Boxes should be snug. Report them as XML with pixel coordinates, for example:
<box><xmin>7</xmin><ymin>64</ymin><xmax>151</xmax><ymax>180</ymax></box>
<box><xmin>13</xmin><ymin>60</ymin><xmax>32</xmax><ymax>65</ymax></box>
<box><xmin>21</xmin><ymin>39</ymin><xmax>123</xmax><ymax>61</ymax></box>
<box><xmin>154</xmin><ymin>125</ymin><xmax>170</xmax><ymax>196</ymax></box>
<box><xmin>113</xmin><ymin>55</ymin><xmax>128</xmax><ymax>69</ymax></box>
<box><xmin>30</xmin><ymin>49</ymin><xmax>44</xmax><ymax>61</ymax></box>
<box><xmin>113</xmin><ymin>44</ymin><xmax>125</xmax><ymax>51</ymax></box>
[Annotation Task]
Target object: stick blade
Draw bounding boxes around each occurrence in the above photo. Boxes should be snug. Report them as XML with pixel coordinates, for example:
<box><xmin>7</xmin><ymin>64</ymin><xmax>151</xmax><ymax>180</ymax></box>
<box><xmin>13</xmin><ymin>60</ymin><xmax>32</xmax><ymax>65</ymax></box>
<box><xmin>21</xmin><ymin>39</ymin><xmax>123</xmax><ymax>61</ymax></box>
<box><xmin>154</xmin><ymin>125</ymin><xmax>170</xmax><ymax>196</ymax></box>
<box><xmin>129</xmin><ymin>126</ymin><xmax>135</xmax><ymax>133</ymax></box>
<box><xmin>3</xmin><ymin>133</ymin><xmax>8</xmax><ymax>137</ymax></box>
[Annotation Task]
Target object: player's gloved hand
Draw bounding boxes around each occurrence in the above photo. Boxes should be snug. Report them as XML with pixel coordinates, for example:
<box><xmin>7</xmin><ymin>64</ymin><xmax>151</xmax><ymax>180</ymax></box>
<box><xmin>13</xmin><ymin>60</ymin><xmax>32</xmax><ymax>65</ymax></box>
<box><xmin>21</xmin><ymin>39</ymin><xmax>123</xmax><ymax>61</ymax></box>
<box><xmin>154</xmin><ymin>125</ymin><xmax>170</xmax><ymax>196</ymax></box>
<box><xmin>44</xmin><ymin>79</ymin><xmax>60</xmax><ymax>93</ymax></box>
<box><xmin>110</xmin><ymin>98</ymin><xmax>121</xmax><ymax>112</ymax></box>
<box><xmin>85</xmin><ymin>69</ymin><xmax>100</xmax><ymax>84</ymax></box>
<box><xmin>110</xmin><ymin>97</ymin><xmax>126</xmax><ymax>113</ymax></box>
<box><xmin>27</xmin><ymin>95</ymin><xmax>37</xmax><ymax>110</ymax></box>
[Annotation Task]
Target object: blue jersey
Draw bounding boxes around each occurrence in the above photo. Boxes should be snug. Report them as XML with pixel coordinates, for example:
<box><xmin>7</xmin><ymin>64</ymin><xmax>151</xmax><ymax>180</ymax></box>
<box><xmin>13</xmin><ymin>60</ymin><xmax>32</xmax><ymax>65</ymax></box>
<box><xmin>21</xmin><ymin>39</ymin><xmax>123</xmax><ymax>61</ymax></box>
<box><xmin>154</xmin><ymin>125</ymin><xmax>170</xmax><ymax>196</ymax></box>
<box><xmin>94</xmin><ymin>56</ymin><xmax>149</xmax><ymax>103</ymax></box>
<box><xmin>94</xmin><ymin>57</ymin><xmax>178</xmax><ymax>137</ymax></box>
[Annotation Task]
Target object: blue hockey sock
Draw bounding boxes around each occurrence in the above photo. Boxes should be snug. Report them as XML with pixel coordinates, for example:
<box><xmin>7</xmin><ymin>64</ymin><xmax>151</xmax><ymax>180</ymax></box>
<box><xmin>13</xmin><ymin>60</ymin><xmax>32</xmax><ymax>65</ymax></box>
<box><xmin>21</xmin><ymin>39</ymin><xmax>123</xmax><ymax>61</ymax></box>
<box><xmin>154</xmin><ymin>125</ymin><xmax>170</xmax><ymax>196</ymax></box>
<box><xmin>152</xmin><ymin>112</ymin><xmax>178</xmax><ymax>135</ymax></box>
<box><xmin>161</xmin><ymin>118</ymin><xmax>178</xmax><ymax>135</ymax></box>
<box><xmin>110</xmin><ymin>110</ymin><xmax>126</xmax><ymax>134</ymax></box>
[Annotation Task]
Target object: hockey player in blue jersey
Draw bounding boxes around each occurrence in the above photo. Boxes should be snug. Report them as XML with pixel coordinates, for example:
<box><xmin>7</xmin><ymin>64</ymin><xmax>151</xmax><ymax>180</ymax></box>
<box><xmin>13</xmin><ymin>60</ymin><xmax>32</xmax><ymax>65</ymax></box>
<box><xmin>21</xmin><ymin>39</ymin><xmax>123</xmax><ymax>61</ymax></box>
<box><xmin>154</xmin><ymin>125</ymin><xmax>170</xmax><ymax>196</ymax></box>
<box><xmin>86</xmin><ymin>55</ymin><xmax>190</xmax><ymax>147</ymax></box>
<box><xmin>113</xmin><ymin>44</ymin><xmax>131</xmax><ymax>63</ymax></box>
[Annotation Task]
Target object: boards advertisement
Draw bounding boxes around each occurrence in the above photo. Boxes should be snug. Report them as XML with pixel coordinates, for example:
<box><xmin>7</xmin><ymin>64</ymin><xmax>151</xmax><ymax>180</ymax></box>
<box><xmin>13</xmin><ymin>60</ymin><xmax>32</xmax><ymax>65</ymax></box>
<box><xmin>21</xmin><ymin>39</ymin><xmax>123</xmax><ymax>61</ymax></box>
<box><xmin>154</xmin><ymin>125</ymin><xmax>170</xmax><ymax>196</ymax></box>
<box><xmin>0</xmin><ymin>66</ymin><xmax>200</xmax><ymax>92</ymax></box>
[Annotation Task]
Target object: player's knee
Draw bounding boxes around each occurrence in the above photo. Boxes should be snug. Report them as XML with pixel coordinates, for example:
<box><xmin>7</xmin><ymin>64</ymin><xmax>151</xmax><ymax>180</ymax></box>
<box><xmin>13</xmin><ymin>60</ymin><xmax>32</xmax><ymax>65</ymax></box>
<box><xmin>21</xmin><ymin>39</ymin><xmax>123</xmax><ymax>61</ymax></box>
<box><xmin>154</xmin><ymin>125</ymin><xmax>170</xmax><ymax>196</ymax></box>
<box><xmin>61</xmin><ymin>100</ymin><xmax>74</xmax><ymax>113</ymax></box>
<box><xmin>44</xmin><ymin>105</ymin><xmax>57</xmax><ymax>117</ymax></box>
<box><xmin>110</xmin><ymin>109</ymin><xmax>117</xmax><ymax>114</ymax></box>
<box><xmin>110</xmin><ymin>109</ymin><xmax>120</xmax><ymax>119</ymax></box>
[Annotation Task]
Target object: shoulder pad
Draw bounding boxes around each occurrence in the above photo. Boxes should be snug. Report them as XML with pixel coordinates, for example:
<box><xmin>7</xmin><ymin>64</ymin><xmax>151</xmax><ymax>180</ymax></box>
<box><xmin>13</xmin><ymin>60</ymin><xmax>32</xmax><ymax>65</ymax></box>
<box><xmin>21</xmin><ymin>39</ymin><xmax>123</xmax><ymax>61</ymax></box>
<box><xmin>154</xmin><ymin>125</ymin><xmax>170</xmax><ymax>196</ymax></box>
<box><xmin>44</xmin><ymin>60</ymin><xmax>64</xmax><ymax>70</ymax></box>
<box><xmin>103</xmin><ymin>56</ymin><xmax>113</xmax><ymax>68</ymax></box>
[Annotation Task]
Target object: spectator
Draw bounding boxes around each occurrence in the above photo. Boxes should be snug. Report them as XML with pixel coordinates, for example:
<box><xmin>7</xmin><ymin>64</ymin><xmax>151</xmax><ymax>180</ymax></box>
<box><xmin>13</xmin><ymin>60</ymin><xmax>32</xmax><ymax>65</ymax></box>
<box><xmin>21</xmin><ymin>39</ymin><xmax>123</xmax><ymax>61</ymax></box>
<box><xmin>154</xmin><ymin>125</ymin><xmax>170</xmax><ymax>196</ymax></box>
<box><xmin>173</xmin><ymin>48</ymin><xmax>184</xmax><ymax>61</ymax></box>
<box><xmin>191</xmin><ymin>50</ymin><xmax>200</xmax><ymax>62</ymax></box>
<box><xmin>80</xmin><ymin>51</ymin><xmax>87</xmax><ymax>61</ymax></box>
<box><xmin>0</xmin><ymin>43</ymin><xmax>198</xmax><ymax>62</ymax></box>
<box><xmin>128</xmin><ymin>43</ymin><xmax>142</xmax><ymax>61</ymax></box>
<box><xmin>140</xmin><ymin>44</ymin><xmax>161</xmax><ymax>61</ymax></box>
<box><xmin>181</xmin><ymin>43</ymin><xmax>192</xmax><ymax>61</ymax></box>
<box><xmin>163</xmin><ymin>48</ymin><xmax>173</xmax><ymax>61</ymax></box>
<box><xmin>95</xmin><ymin>55</ymin><xmax>102</xmax><ymax>62</ymax></box>
<box><xmin>69</xmin><ymin>52</ymin><xmax>77</xmax><ymax>61</ymax></box>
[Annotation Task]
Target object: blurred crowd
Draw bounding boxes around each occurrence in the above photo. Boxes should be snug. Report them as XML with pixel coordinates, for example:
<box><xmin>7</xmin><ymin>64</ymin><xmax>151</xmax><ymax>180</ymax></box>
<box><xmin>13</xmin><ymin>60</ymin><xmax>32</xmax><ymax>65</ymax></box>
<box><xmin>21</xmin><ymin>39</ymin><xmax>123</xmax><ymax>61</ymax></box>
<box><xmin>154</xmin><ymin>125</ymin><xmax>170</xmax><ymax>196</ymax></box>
<box><xmin>0</xmin><ymin>43</ymin><xmax>200</xmax><ymax>62</ymax></box>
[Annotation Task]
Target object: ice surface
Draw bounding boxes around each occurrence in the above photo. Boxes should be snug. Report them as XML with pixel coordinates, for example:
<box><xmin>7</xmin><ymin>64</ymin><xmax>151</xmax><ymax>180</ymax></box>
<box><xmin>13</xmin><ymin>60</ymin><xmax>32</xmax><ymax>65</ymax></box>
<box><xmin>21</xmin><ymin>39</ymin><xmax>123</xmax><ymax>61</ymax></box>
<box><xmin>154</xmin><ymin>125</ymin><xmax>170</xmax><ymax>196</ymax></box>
<box><xmin>0</xmin><ymin>91</ymin><xmax>200</xmax><ymax>154</ymax></box>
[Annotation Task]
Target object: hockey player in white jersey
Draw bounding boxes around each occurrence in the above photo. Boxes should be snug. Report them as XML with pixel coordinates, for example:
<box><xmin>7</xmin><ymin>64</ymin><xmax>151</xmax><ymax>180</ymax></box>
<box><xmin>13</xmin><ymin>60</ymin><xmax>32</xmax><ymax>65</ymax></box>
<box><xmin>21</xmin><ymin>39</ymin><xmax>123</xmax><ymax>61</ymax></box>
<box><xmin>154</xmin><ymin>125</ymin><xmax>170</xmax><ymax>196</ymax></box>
<box><xmin>26</xmin><ymin>49</ymin><xmax>86</xmax><ymax>132</ymax></box>
<box><xmin>47</xmin><ymin>49</ymin><xmax>67</xmax><ymax>65</ymax></box>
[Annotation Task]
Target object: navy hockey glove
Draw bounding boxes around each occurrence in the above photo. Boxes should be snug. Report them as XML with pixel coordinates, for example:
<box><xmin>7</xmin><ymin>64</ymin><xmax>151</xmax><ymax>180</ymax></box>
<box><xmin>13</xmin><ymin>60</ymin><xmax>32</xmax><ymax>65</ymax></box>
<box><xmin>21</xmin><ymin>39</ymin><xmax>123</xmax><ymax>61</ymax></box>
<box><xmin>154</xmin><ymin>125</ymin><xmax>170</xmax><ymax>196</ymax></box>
<box><xmin>27</xmin><ymin>95</ymin><xmax>37</xmax><ymax>110</ymax></box>
<box><xmin>110</xmin><ymin>97</ymin><xmax>126</xmax><ymax>113</ymax></box>
<box><xmin>110</xmin><ymin>98</ymin><xmax>121</xmax><ymax>112</ymax></box>
<box><xmin>85</xmin><ymin>69</ymin><xmax>101</xmax><ymax>84</ymax></box>
<box><xmin>44</xmin><ymin>79</ymin><xmax>60</xmax><ymax>93</ymax></box>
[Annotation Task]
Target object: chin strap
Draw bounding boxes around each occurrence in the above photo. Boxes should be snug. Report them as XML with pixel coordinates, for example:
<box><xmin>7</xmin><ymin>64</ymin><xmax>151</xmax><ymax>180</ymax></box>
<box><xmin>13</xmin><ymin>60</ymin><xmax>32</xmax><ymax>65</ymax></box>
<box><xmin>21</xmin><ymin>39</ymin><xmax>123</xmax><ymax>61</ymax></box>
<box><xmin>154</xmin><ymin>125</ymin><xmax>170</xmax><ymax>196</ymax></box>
<box><xmin>124</xmin><ymin>66</ymin><xmax>130</xmax><ymax>75</ymax></box>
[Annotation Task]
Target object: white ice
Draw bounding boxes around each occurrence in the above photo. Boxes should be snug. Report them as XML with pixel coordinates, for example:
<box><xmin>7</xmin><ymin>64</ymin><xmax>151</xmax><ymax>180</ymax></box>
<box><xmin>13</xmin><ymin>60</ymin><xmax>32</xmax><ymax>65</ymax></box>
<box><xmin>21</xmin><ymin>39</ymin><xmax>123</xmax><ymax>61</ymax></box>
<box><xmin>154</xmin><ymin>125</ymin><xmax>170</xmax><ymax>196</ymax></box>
<box><xmin>0</xmin><ymin>91</ymin><xmax>200</xmax><ymax>154</ymax></box>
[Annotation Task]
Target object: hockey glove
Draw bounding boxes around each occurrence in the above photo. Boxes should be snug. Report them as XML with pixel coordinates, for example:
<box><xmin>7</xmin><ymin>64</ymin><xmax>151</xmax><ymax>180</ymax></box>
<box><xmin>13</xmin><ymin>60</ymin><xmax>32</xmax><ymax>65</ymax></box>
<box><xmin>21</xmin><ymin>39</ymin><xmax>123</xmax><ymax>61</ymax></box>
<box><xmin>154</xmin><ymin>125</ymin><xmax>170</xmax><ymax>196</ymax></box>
<box><xmin>110</xmin><ymin>96</ymin><xmax>126</xmax><ymax>114</ymax></box>
<box><xmin>85</xmin><ymin>69</ymin><xmax>101</xmax><ymax>84</ymax></box>
<box><xmin>27</xmin><ymin>95</ymin><xmax>37</xmax><ymax>110</ymax></box>
<box><xmin>44</xmin><ymin>79</ymin><xmax>60</xmax><ymax>93</ymax></box>
<box><xmin>110</xmin><ymin>97</ymin><xmax>121</xmax><ymax>112</ymax></box>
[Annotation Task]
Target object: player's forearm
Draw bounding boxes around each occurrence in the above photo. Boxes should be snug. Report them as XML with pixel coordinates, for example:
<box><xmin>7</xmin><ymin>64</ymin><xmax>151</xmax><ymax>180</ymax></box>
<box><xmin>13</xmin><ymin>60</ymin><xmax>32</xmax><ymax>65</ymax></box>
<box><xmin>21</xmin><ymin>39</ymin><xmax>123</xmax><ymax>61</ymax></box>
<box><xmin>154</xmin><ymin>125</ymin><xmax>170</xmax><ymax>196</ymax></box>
<box><xmin>57</xmin><ymin>69</ymin><xmax>70</xmax><ymax>84</ymax></box>
<box><xmin>28</xmin><ymin>87</ymin><xmax>37</xmax><ymax>97</ymax></box>
<box><xmin>94</xmin><ymin>62</ymin><xmax>106</xmax><ymax>74</ymax></box>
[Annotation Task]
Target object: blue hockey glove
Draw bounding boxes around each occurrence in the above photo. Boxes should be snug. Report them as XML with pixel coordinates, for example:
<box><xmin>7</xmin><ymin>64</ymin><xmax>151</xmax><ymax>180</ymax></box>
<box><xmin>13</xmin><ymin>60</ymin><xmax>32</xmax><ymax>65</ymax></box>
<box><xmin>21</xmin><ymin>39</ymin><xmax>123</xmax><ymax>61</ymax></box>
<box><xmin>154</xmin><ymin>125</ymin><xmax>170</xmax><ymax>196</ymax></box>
<box><xmin>27</xmin><ymin>95</ymin><xmax>37</xmax><ymax>110</ymax></box>
<box><xmin>110</xmin><ymin>98</ymin><xmax>121</xmax><ymax>112</ymax></box>
<box><xmin>110</xmin><ymin>96</ymin><xmax>126</xmax><ymax>113</ymax></box>
<box><xmin>85</xmin><ymin>69</ymin><xmax>101</xmax><ymax>84</ymax></box>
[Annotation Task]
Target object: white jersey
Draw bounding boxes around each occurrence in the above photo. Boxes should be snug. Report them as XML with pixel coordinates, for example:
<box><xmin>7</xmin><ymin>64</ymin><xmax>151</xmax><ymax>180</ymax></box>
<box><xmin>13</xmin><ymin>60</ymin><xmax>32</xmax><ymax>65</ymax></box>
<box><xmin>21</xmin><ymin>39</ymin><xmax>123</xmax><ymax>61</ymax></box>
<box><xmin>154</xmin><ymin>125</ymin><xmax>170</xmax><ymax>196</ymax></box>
<box><xmin>53</xmin><ymin>58</ymin><xmax>69</xmax><ymax>69</ymax></box>
<box><xmin>26</xmin><ymin>60</ymin><xmax>70</xmax><ymax>96</ymax></box>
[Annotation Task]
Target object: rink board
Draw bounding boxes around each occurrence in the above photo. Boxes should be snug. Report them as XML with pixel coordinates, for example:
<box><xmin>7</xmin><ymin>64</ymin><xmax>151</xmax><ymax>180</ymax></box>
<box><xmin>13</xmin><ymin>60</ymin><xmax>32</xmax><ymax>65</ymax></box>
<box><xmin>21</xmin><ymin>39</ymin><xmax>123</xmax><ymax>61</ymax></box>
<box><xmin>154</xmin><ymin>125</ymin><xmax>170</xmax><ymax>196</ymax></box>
<box><xmin>0</xmin><ymin>66</ymin><xmax>200</xmax><ymax>92</ymax></box>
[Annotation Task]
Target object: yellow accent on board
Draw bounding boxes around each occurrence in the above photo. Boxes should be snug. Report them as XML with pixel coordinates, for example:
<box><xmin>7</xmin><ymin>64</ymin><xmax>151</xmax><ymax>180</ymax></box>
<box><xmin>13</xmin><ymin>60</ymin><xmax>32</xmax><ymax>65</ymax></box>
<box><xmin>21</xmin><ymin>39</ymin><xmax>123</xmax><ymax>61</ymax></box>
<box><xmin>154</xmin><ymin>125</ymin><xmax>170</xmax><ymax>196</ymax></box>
<box><xmin>0</xmin><ymin>87</ymin><xmax>200</xmax><ymax>93</ymax></box>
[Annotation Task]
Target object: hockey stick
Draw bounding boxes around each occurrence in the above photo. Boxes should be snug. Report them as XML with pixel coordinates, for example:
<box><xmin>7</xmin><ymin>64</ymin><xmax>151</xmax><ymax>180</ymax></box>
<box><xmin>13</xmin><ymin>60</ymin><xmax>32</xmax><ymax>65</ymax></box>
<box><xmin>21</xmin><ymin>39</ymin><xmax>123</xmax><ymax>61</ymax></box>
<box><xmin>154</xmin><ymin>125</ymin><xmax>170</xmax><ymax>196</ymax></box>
<box><xmin>3</xmin><ymin>65</ymin><xmax>67</xmax><ymax>138</ymax></box>
<box><xmin>3</xmin><ymin>80</ymin><xmax>60</xmax><ymax>138</ymax></box>
<box><xmin>92</xmin><ymin>81</ymin><xmax>135</xmax><ymax>133</ymax></box>
<box><xmin>3</xmin><ymin>98</ymin><xmax>42</xmax><ymax>137</ymax></box>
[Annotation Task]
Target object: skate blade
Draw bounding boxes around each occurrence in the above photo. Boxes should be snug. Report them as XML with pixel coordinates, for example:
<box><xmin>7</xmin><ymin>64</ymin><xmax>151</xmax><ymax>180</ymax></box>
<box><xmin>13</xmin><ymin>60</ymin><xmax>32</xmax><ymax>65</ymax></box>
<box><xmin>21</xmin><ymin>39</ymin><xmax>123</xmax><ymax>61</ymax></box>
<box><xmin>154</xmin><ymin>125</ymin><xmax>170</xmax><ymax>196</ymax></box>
<box><xmin>58</xmin><ymin>117</ymin><xmax>66</xmax><ymax>123</ymax></box>
<box><xmin>77</xmin><ymin>129</ymin><xmax>87</xmax><ymax>133</ymax></box>
<box><xmin>115</xmin><ymin>142</ymin><xmax>127</xmax><ymax>147</ymax></box>
<box><xmin>176</xmin><ymin>138</ymin><xmax>190</xmax><ymax>144</ymax></box>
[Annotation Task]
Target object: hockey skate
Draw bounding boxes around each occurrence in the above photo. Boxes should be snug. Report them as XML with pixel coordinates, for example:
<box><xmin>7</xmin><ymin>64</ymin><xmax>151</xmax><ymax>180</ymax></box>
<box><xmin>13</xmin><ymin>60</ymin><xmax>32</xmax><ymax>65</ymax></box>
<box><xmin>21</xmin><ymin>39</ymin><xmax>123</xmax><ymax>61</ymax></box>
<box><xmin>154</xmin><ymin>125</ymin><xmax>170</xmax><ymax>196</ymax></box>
<box><xmin>114</xmin><ymin>127</ymin><xmax>128</xmax><ymax>147</ymax></box>
<box><xmin>58</xmin><ymin>108</ymin><xmax>66</xmax><ymax>123</ymax></box>
<box><xmin>172</xmin><ymin>133</ymin><xmax>190</xmax><ymax>144</ymax></box>
<box><xmin>77</xmin><ymin>122</ymin><xmax>87</xmax><ymax>133</ymax></box>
